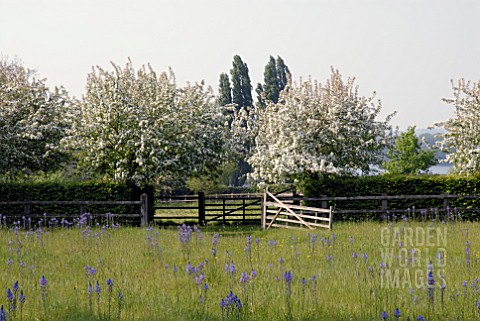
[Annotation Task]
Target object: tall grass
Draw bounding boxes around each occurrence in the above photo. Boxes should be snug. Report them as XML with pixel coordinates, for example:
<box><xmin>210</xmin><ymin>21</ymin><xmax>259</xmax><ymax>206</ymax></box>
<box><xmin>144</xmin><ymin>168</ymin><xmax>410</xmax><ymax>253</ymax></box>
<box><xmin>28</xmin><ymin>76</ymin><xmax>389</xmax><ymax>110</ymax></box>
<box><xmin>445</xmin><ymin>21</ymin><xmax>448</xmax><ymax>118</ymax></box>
<box><xmin>0</xmin><ymin>218</ymin><xmax>479</xmax><ymax>320</ymax></box>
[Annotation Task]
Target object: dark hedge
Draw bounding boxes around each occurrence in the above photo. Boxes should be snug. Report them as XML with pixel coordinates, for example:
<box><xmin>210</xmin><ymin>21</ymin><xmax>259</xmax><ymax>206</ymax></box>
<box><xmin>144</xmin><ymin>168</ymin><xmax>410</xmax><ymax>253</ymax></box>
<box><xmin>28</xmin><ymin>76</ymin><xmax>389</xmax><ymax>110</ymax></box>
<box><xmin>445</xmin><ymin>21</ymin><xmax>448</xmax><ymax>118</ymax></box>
<box><xmin>300</xmin><ymin>174</ymin><xmax>480</xmax><ymax>221</ymax></box>
<box><xmin>0</xmin><ymin>182</ymin><xmax>155</xmax><ymax>223</ymax></box>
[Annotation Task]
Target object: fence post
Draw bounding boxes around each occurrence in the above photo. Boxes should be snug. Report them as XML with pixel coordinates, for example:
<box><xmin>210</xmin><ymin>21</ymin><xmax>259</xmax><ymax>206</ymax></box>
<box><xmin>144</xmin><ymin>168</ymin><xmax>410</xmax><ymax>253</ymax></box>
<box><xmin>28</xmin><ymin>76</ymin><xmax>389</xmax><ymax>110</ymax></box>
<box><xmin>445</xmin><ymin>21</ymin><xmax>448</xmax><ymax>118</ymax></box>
<box><xmin>261</xmin><ymin>188</ymin><xmax>267</xmax><ymax>229</ymax></box>
<box><xmin>222</xmin><ymin>198</ymin><xmax>226</xmax><ymax>224</ymax></box>
<box><xmin>381</xmin><ymin>194</ymin><xmax>388</xmax><ymax>212</ymax></box>
<box><xmin>328</xmin><ymin>206</ymin><xmax>334</xmax><ymax>230</ymax></box>
<box><xmin>443</xmin><ymin>193</ymin><xmax>450</xmax><ymax>221</ymax></box>
<box><xmin>80</xmin><ymin>203</ymin><xmax>86</xmax><ymax>215</ymax></box>
<box><xmin>292</xmin><ymin>189</ymin><xmax>300</xmax><ymax>206</ymax></box>
<box><xmin>140</xmin><ymin>193</ymin><xmax>148</xmax><ymax>227</ymax></box>
<box><xmin>321</xmin><ymin>195</ymin><xmax>328</xmax><ymax>209</ymax></box>
<box><xmin>198</xmin><ymin>192</ymin><xmax>205</xmax><ymax>226</ymax></box>
<box><xmin>242</xmin><ymin>198</ymin><xmax>246</xmax><ymax>224</ymax></box>
<box><xmin>24</xmin><ymin>201</ymin><xmax>30</xmax><ymax>216</ymax></box>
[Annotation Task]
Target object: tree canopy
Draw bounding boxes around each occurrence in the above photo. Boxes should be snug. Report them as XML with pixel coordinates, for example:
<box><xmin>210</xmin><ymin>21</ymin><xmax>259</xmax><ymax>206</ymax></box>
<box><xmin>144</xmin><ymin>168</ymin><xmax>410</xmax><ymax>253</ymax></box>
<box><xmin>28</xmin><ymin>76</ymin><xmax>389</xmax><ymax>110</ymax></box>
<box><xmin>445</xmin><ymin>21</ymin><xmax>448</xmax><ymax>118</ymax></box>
<box><xmin>441</xmin><ymin>78</ymin><xmax>480</xmax><ymax>175</ymax></box>
<box><xmin>0</xmin><ymin>59</ymin><xmax>72</xmax><ymax>179</ymax></box>
<box><xmin>248</xmin><ymin>69</ymin><xmax>395</xmax><ymax>184</ymax></box>
<box><xmin>230</xmin><ymin>55</ymin><xmax>253</xmax><ymax>110</ymax></box>
<box><xmin>382</xmin><ymin>126</ymin><xmax>436</xmax><ymax>175</ymax></box>
<box><xmin>256</xmin><ymin>56</ymin><xmax>291</xmax><ymax>109</ymax></box>
<box><xmin>62</xmin><ymin>60</ymin><xmax>228</xmax><ymax>186</ymax></box>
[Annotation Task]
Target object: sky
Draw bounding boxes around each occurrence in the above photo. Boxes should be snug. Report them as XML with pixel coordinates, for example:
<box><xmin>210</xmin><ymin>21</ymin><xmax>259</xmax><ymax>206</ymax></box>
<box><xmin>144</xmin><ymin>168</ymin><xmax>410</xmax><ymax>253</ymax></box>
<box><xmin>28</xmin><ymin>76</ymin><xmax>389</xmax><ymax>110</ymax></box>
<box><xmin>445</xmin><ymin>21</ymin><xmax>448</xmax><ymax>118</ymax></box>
<box><xmin>1</xmin><ymin>0</ymin><xmax>479</xmax><ymax>130</ymax></box>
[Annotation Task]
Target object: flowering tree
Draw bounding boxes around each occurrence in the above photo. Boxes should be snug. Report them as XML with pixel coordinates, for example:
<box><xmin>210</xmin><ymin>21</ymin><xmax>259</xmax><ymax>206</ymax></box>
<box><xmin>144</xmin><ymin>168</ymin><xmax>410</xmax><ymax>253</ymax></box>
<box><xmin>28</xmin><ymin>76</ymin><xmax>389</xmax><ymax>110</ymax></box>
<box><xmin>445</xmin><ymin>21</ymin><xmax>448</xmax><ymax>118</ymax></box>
<box><xmin>248</xmin><ymin>69</ymin><xmax>395</xmax><ymax>184</ymax></box>
<box><xmin>440</xmin><ymin>79</ymin><xmax>480</xmax><ymax>175</ymax></box>
<box><xmin>0</xmin><ymin>59</ymin><xmax>72</xmax><ymax>178</ymax></box>
<box><xmin>63</xmin><ymin>60</ymin><xmax>227</xmax><ymax>186</ymax></box>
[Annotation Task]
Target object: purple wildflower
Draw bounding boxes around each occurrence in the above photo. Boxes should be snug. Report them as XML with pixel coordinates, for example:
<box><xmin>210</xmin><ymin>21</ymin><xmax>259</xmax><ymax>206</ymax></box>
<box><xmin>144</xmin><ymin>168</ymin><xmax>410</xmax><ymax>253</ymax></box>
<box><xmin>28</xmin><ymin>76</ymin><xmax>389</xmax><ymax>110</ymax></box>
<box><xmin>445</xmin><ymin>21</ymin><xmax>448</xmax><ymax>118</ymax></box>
<box><xmin>12</xmin><ymin>281</ymin><xmax>19</xmax><ymax>293</ymax></box>
<box><xmin>220</xmin><ymin>291</ymin><xmax>242</xmax><ymax>310</ymax></box>
<box><xmin>6</xmin><ymin>289</ymin><xmax>13</xmax><ymax>301</ymax></box>
<box><xmin>381</xmin><ymin>311</ymin><xmax>388</xmax><ymax>320</ymax></box>
<box><xmin>212</xmin><ymin>233</ymin><xmax>219</xmax><ymax>245</ymax></box>
<box><xmin>283</xmin><ymin>271</ymin><xmax>293</xmax><ymax>283</ymax></box>
<box><xmin>361</xmin><ymin>253</ymin><xmax>368</xmax><ymax>262</ymax></box>
<box><xmin>19</xmin><ymin>291</ymin><xmax>25</xmax><ymax>304</ymax></box>
<box><xmin>40</xmin><ymin>276</ymin><xmax>47</xmax><ymax>288</ymax></box>
<box><xmin>416</xmin><ymin>315</ymin><xmax>425</xmax><ymax>321</ymax></box>
<box><xmin>178</xmin><ymin>224</ymin><xmax>193</xmax><ymax>243</ymax></box>
<box><xmin>427</xmin><ymin>271</ymin><xmax>435</xmax><ymax>286</ymax></box>
<box><xmin>195</xmin><ymin>274</ymin><xmax>206</xmax><ymax>285</ymax></box>
<box><xmin>0</xmin><ymin>306</ymin><xmax>5</xmax><ymax>321</ymax></box>
<box><xmin>107</xmin><ymin>278</ymin><xmax>114</xmax><ymax>291</ymax></box>
<box><xmin>393</xmin><ymin>308</ymin><xmax>401</xmax><ymax>318</ymax></box>
<box><xmin>239</xmin><ymin>271</ymin><xmax>250</xmax><ymax>284</ymax></box>
<box><xmin>352</xmin><ymin>252</ymin><xmax>358</xmax><ymax>259</ymax></box>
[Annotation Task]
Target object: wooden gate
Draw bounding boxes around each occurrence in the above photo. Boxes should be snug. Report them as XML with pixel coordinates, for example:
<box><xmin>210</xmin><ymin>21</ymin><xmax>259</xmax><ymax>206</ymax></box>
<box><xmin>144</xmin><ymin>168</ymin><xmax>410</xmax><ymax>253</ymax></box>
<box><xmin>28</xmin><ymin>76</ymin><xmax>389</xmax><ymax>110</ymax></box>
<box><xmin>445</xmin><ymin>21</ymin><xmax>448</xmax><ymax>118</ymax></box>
<box><xmin>262</xmin><ymin>189</ymin><xmax>333</xmax><ymax>230</ymax></box>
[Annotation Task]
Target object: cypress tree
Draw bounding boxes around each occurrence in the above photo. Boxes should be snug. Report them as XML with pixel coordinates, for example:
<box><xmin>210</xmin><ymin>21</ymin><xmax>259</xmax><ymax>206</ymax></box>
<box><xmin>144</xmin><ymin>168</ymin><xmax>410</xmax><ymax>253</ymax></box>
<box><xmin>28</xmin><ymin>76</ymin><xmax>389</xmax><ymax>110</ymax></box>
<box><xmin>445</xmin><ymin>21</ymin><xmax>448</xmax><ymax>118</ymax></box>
<box><xmin>257</xmin><ymin>55</ymin><xmax>291</xmax><ymax>107</ymax></box>
<box><xmin>256</xmin><ymin>83</ymin><xmax>265</xmax><ymax>109</ymax></box>
<box><xmin>230</xmin><ymin>55</ymin><xmax>253</xmax><ymax>110</ymax></box>
<box><xmin>263</xmin><ymin>56</ymin><xmax>279</xmax><ymax>103</ymax></box>
<box><xmin>276</xmin><ymin>56</ymin><xmax>291</xmax><ymax>92</ymax></box>
<box><xmin>218</xmin><ymin>72</ymin><xmax>232</xmax><ymax>106</ymax></box>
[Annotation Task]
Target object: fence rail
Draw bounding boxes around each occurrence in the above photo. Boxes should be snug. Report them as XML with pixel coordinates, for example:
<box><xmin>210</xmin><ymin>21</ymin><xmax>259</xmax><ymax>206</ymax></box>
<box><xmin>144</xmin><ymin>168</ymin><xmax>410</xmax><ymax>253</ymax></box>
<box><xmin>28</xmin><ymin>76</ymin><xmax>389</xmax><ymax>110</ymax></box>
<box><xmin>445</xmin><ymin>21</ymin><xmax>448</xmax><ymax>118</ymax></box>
<box><xmin>0</xmin><ymin>194</ymin><xmax>149</xmax><ymax>227</ymax></box>
<box><xmin>156</xmin><ymin>191</ymin><xmax>480</xmax><ymax>226</ymax></box>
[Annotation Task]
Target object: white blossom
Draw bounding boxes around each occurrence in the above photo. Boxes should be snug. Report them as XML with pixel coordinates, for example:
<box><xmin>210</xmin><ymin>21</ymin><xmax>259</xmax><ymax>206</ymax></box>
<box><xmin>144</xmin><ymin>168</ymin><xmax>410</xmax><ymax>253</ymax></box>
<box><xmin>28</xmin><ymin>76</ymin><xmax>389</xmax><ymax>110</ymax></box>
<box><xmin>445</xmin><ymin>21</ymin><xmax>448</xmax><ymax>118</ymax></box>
<box><xmin>439</xmin><ymin>78</ymin><xmax>480</xmax><ymax>174</ymax></box>
<box><xmin>248</xmin><ymin>69</ymin><xmax>395</xmax><ymax>184</ymax></box>
<box><xmin>0</xmin><ymin>59</ymin><xmax>72</xmax><ymax>178</ymax></box>
<box><xmin>62</xmin><ymin>60</ymin><xmax>228</xmax><ymax>186</ymax></box>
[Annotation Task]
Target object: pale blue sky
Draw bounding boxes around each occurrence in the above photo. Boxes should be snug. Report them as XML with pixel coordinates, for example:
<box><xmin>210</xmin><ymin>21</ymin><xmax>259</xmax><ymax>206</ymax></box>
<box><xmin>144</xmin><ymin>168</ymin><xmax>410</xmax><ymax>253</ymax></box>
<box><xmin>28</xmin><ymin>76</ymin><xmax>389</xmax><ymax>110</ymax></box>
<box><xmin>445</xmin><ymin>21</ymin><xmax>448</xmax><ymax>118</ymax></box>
<box><xmin>1</xmin><ymin>0</ymin><xmax>479</xmax><ymax>129</ymax></box>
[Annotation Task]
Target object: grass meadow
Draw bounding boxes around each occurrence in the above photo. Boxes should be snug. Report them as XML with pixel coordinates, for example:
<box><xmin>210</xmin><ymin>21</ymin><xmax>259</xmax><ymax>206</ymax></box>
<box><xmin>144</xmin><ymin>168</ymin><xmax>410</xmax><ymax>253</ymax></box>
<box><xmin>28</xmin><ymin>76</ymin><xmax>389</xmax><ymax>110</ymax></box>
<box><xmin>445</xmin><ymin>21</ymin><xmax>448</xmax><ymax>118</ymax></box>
<box><xmin>1</xmin><ymin>216</ymin><xmax>479</xmax><ymax>320</ymax></box>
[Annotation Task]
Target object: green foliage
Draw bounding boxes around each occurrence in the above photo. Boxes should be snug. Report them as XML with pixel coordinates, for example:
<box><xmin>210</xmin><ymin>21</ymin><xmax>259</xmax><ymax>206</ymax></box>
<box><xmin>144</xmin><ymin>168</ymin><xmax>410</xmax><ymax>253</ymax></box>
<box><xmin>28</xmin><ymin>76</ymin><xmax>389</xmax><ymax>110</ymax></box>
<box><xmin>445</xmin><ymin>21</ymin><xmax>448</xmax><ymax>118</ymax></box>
<box><xmin>230</xmin><ymin>55</ymin><xmax>253</xmax><ymax>109</ymax></box>
<box><xmin>255</xmin><ymin>83</ymin><xmax>265</xmax><ymax>109</ymax></box>
<box><xmin>185</xmin><ymin>176</ymin><xmax>219</xmax><ymax>194</ymax></box>
<box><xmin>0</xmin><ymin>58</ymin><xmax>73</xmax><ymax>178</ymax></box>
<box><xmin>0</xmin><ymin>182</ymin><xmax>154</xmax><ymax>221</ymax></box>
<box><xmin>256</xmin><ymin>56</ymin><xmax>291</xmax><ymax>109</ymax></box>
<box><xmin>382</xmin><ymin>126</ymin><xmax>437</xmax><ymax>175</ymax></box>
<box><xmin>300</xmin><ymin>174</ymin><xmax>480</xmax><ymax>220</ymax></box>
<box><xmin>218</xmin><ymin>72</ymin><xmax>232</xmax><ymax>106</ymax></box>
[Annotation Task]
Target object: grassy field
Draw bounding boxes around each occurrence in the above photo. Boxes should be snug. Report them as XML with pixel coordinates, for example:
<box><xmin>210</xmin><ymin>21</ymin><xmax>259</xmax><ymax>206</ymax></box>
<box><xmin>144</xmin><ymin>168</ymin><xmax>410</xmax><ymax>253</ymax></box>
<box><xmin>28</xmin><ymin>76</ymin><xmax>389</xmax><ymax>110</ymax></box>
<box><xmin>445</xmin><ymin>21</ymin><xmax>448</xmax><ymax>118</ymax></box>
<box><xmin>0</xmin><ymin>218</ymin><xmax>479</xmax><ymax>320</ymax></box>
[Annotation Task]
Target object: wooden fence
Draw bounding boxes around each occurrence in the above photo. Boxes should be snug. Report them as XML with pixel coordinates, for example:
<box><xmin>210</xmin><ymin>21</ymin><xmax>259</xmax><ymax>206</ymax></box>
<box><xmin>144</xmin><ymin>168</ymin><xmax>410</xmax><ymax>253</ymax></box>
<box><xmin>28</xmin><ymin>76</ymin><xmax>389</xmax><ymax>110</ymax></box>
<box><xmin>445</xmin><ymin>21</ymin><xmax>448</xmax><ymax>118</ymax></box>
<box><xmin>301</xmin><ymin>193</ymin><xmax>480</xmax><ymax>217</ymax></box>
<box><xmin>156</xmin><ymin>191</ymin><xmax>480</xmax><ymax>226</ymax></box>
<box><xmin>0</xmin><ymin>194</ymin><xmax>149</xmax><ymax>227</ymax></box>
<box><xmin>155</xmin><ymin>192</ymin><xmax>264</xmax><ymax>225</ymax></box>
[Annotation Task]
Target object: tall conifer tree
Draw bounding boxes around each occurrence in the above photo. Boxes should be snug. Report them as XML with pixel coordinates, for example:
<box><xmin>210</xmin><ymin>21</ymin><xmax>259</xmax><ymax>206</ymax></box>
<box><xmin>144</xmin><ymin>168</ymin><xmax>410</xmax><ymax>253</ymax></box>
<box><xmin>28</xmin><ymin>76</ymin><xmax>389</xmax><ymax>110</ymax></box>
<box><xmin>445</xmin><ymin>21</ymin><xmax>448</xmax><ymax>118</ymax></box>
<box><xmin>257</xmin><ymin>55</ymin><xmax>291</xmax><ymax>108</ymax></box>
<box><xmin>218</xmin><ymin>72</ymin><xmax>232</xmax><ymax>106</ymax></box>
<box><xmin>230</xmin><ymin>55</ymin><xmax>253</xmax><ymax>110</ymax></box>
